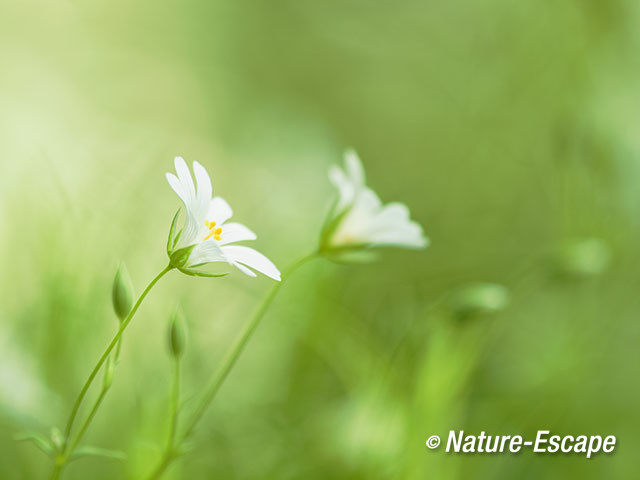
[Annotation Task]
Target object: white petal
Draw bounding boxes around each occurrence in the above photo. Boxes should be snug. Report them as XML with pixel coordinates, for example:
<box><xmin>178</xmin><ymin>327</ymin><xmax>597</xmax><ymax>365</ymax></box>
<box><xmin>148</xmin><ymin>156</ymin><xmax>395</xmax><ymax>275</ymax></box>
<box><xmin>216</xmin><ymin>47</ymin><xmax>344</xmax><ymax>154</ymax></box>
<box><xmin>344</xmin><ymin>148</ymin><xmax>365</xmax><ymax>187</ymax></box>
<box><xmin>166</xmin><ymin>173</ymin><xmax>186</xmax><ymax>204</ymax></box>
<box><xmin>180</xmin><ymin>211</ymin><xmax>202</xmax><ymax>247</ymax></box>
<box><xmin>353</xmin><ymin>188</ymin><xmax>382</xmax><ymax>213</ymax></box>
<box><xmin>167</xmin><ymin>170</ymin><xmax>202</xmax><ymax>247</ymax></box>
<box><xmin>329</xmin><ymin>165</ymin><xmax>355</xmax><ymax>210</ymax></box>
<box><xmin>175</xmin><ymin>156</ymin><xmax>195</xmax><ymax>205</ymax></box>
<box><xmin>232</xmin><ymin>262</ymin><xmax>257</xmax><ymax>277</ymax></box>
<box><xmin>207</xmin><ymin>196</ymin><xmax>233</xmax><ymax>225</ymax></box>
<box><xmin>222</xmin><ymin>245</ymin><xmax>281</xmax><ymax>281</ymax></box>
<box><xmin>193</xmin><ymin>161</ymin><xmax>212</xmax><ymax>213</ymax></box>
<box><xmin>374</xmin><ymin>202</ymin><xmax>411</xmax><ymax>226</ymax></box>
<box><xmin>327</xmin><ymin>189</ymin><xmax>387</xmax><ymax>247</ymax></box>
<box><xmin>188</xmin><ymin>239</ymin><xmax>226</xmax><ymax>265</ymax></box>
<box><xmin>217</xmin><ymin>222</ymin><xmax>257</xmax><ymax>246</ymax></box>
<box><xmin>370</xmin><ymin>223</ymin><xmax>429</xmax><ymax>248</ymax></box>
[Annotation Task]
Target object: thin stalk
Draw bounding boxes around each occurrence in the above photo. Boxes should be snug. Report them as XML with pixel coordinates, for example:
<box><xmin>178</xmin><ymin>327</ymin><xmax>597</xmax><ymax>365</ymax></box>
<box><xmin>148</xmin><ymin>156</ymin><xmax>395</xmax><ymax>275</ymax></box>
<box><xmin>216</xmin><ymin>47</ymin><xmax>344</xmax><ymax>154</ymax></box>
<box><xmin>50</xmin><ymin>264</ymin><xmax>173</xmax><ymax>479</ymax></box>
<box><xmin>181</xmin><ymin>252</ymin><xmax>317</xmax><ymax>440</ymax></box>
<box><xmin>167</xmin><ymin>358</ymin><xmax>181</xmax><ymax>451</ymax></box>
<box><xmin>145</xmin><ymin>252</ymin><xmax>317</xmax><ymax>479</ymax></box>
<box><xmin>146</xmin><ymin>359</ymin><xmax>181</xmax><ymax>480</ymax></box>
<box><xmin>67</xmin><ymin>386</ymin><xmax>109</xmax><ymax>455</ymax></box>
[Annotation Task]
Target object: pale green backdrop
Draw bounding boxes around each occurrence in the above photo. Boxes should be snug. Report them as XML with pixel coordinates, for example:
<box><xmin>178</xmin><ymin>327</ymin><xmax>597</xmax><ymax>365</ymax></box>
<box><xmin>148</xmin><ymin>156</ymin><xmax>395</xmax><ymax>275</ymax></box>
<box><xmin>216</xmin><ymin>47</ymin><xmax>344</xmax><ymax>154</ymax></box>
<box><xmin>1</xmin><ymin>1</ymin><xmax>639</xmax><ymax>479</ymax></box>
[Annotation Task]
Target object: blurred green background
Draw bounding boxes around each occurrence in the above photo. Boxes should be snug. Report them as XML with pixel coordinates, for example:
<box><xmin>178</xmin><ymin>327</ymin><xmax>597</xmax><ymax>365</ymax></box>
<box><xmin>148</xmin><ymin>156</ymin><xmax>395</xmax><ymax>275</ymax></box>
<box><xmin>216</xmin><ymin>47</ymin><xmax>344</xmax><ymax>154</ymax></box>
<box><xmin>2</xmin><ymin>0</ymin><xmax>640</xmax><ymax>478</ymax></box>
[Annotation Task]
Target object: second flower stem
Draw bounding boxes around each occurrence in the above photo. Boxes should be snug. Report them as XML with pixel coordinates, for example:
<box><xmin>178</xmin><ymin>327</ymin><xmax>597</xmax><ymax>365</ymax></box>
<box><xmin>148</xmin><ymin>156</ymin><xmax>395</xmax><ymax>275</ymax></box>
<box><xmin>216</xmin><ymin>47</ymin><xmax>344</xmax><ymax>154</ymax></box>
<box><xmin>147</xmin><ymin>358</ymin><xmax>181</xmax><ymax>480</ymax></box>
<box><xmin>181</xmin><ymin>252</ymin><xmax>317</xmax><ymax>441</ymax></box>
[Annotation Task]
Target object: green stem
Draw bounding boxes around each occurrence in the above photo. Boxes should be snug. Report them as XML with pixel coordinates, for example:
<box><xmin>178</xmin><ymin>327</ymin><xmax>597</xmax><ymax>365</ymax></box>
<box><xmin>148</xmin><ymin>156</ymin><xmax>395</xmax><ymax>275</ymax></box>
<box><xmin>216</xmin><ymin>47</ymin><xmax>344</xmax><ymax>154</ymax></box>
<box><xmin>49</xmin><ymin>463</ymin><xmax>62</xmax><ymax>480</ymax></box>
<box><xmin>146</xmin><ymin>453</ymin><xmax>174</xmax><ymax>480</ymax></box>
<box><xmin>146</xmin><ymin>359</ymin><xmax>181</xmax><ymax>480</ymax></box>
<box><xmin>51</xmin><ymin>264</ymin><xmax>173</xmax><ymax>479</ymax></box>
<box><xmin>67</xmin><ymin>386</ymin><xmax>109</xmax><ymax>455</ymax></box>
<box><xmin>181</xmin><ymin>252</ymin><xmax>317</xmax><ymax>441</ymax></box>
<box><xmin>145</xmin><ymin>252</ymin><xmax>317</xmax><ymax>479</ymax></box>
<box><xmin>167</xmin><ymin>358</ymin><xmax>181</xmax><ymax>451</ymax></box>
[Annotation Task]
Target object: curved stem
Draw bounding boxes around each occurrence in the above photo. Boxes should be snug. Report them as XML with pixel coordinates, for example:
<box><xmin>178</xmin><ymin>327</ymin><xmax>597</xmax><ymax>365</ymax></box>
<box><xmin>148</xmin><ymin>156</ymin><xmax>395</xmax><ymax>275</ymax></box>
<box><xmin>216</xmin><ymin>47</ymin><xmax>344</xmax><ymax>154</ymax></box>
<box><xmin>145</xmin><ymin>252</ymin><xmax>317</xmax><ymax>479</ymax></box>
<box><xmin>50</xmin><ymin>264</ymin><xmax>173</xmax><ymax>479</ymax></box>
<box><xmin>67</xmin><ymin>386</ymin><xmax>108</xmax><ymax>454</ymax></box>
<box><xmin>62</xmin><ymin>265</ymin><xmax>172</xmax><ymax>443</ymax></box>
<box><xmin>181</xmin><ymin>252</ymin><xmax>317</xmax><ymax>441</ymax></box>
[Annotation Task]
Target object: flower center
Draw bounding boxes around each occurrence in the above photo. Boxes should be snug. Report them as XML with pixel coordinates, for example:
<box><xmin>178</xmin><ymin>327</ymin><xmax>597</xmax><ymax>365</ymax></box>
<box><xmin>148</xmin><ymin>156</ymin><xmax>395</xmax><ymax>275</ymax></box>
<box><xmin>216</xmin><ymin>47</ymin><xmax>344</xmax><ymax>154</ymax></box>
<box><xmin>204</xmin><ymin>220</ymin><xmax>222</xmax><ymax>241</ymax></box>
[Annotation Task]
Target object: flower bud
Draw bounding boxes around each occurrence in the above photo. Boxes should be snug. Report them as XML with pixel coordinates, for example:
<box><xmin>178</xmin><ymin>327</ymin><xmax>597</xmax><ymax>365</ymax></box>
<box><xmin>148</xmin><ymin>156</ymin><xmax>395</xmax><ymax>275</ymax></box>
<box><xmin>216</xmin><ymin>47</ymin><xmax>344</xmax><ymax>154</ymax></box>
<box><xmin>445</xmin><ymin>283</ymin><xmax>509</xmax><ymax>319</ymax></box>
<box><xmin>103</xmin><ymin>355</ymin><xmax>116</xmax><ymax>390</ymax></box>
<box><xmin>112</xmin><ymin>263</ymin><xmax>134</xmax><ymax>322</ymax></box>
<box><xmin>50</xmin><ymin>427</ymin><xmax>63</xmax><ymax>451</ymax></box>
<box><xmin>168</xmin><ymin>309</ymin><xmax>187</xmax><ymax>358</ymax></box>
<box><xmin>554</xmin><ymin>238</ymin><xmax>610</xmax><ymax>278</ymax></box>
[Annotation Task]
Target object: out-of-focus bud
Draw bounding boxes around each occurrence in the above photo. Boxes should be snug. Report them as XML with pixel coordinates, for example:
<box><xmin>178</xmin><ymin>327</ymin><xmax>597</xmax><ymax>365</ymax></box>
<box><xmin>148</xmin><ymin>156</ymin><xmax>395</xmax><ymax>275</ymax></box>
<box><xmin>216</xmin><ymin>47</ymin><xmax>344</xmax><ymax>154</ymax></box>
<box><xmin>554</xmin><ymin>237</ymin><xmax>611</xmax><ymax>278</ymax></box>
<box><xmin>168</xmin><ymin>308</ymin><xmax>187</xmax><ymax>358</ymax></box>
<box><xmin>103</xmin><ymin>355</ymin><xmax>116</xmax><ymax>390</ymax></box>
<box><xmin>112</xmin><ymin>263</ymin><xmax>134</xmax><ymax>322</ymax></box>
<box><xmin>50</xmin><ymin>427</ymin><xmax>64</xmax><ymax>451</ymax></box>
<box><xmin>445</xmin><ymin>283</ymin><xmax>509</xmax><ymax>319</ymax></box>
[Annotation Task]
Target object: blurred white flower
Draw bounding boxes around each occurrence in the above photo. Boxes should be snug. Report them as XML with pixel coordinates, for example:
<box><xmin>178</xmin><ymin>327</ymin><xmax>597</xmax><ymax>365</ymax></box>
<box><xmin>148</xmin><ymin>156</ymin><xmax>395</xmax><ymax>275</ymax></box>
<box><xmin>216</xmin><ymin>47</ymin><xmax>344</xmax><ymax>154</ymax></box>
<box><xmin>166</xmin><ymin>157</ymin><xmax>281</xmax><ymax>281</ymax></box>
<box><xmin>321</xmin><ymin>149</ymin><xmax>428</xmax><ymax>253</ymax></box>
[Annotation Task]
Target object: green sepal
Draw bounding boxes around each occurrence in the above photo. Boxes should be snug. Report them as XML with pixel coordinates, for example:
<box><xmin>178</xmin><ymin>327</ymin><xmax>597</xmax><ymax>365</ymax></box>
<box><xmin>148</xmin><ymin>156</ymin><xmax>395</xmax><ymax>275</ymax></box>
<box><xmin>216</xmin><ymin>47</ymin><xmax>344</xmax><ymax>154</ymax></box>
<box><xmin>166</xmin><ymin>208</ymin><xmax>181</xmax><ymax>255</ymax></box>
<box><xmin>319</xmin><ymin>204</ymin><xmax>350</xmax><ymax>250</ymax></box>
<box><xmin>322</xmin><ymin>248</ymin><xmax>379</xmax><ymax>265</ymax></box>
<box><xmin>169</xmin><ymin>244</ymin><xmax>197</xmax><ymax>268</ymax></box>
<box><xmin>15</xmin><ymin>431</ymin><xmax>56</xmax><ymax>457</ymax></box>
<box><xmin>68</xmin><ymin>446</ymin><xmax>126</xmax><ymax>463</ymax></box>
<box><xmin>319</xmin><ymin>198</ymin><xmax>339</xmax><ymax>238</ymax></box>
<box><xmin>172</xmin><ymin>229</ymin><xmax>183</xmax><ymax>250</ymax></box>
<box><xmin>178</xmin><ymin>267</ymin><xmax>229</xmax><ymax>278</ymax></box>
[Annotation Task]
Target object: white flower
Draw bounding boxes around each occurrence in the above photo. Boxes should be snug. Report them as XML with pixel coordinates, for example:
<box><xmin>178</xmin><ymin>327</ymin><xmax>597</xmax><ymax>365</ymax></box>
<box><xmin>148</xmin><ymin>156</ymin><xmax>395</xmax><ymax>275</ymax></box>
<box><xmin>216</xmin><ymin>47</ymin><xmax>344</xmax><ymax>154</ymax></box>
<box><xmin>166</xmin><ymin>157</ymin><xmax>281</xmax><ymax>281</ymax></box>
<box><xmin>322</xmin><ymin>149</ymin><xmax>428</xmax><ymax>251</ymax></box>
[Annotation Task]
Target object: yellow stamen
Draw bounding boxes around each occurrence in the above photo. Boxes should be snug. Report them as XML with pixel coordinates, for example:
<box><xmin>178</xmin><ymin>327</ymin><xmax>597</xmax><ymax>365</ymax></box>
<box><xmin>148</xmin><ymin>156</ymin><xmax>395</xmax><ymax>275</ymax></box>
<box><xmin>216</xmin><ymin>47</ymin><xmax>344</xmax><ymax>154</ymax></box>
<box><xmin>203</xmin><ymin>219</ymin><xmax>222</xmax><ymax>241</ymax></box>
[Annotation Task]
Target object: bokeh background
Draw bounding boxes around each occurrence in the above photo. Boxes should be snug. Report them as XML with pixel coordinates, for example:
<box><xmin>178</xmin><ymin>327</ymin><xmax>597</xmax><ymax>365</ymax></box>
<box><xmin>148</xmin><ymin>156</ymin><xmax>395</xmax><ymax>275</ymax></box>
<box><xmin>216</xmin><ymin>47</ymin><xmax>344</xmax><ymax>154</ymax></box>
<box><xmin>2</xmin><ymin>0</ymin><xmax>640</xmax><ymax>478</ymax></box>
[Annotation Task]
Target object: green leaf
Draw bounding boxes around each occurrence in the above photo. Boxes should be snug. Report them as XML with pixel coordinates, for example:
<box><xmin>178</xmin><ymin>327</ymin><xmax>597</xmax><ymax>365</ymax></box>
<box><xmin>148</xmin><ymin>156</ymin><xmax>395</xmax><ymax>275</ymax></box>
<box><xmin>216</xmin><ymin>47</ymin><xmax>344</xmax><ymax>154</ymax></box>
<box><xmin>68</xmin><ymin>446</ymin><xmax>126</xmax><ymax>463</ymax></box>
<box><xmin>178</xmin><ymin>268</ymin><xmax>229</xmax><ymax>278</ymax></box>
<box><xmin>15</xmin><ymin>431</ymin><xmax>56</xmax><ymax>457</ymax></box>
<box><xmin>166</xmin><ymin>208</ymin><xmax>181</xmax><ymax>254</ymax></box>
